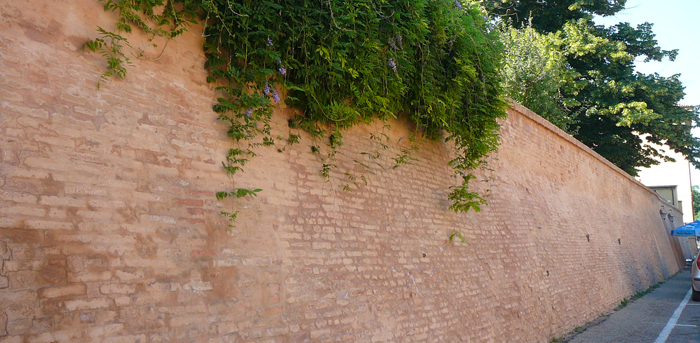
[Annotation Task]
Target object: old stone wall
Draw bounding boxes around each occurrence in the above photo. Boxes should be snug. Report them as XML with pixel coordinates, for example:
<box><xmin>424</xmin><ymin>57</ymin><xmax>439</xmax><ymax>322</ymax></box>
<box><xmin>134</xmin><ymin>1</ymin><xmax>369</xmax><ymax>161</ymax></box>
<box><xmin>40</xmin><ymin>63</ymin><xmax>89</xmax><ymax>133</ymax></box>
<box><xmin>0</xmin><ymin>1</ymin><xmax>685</xmax><ymax>342</ymax></box>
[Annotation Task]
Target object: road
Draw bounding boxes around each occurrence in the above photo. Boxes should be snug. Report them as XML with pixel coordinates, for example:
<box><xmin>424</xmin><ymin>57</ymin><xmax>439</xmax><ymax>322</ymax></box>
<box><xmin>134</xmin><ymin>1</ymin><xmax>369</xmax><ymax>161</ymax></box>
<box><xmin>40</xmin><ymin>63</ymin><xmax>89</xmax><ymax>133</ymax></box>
<box><xmin>567</xmin><ymin>269</ymin><xmax>700</xmax><ymax>343</ymax></box>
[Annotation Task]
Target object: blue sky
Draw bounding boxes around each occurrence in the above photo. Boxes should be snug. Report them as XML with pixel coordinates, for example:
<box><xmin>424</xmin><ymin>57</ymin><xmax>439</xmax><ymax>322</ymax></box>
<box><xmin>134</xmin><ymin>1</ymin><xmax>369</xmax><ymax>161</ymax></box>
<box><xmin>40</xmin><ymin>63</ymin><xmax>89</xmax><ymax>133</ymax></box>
<box><xmin>594</xmin><ymin>0</ymin><xmax>700</xmax><ymax>105</ymax></box>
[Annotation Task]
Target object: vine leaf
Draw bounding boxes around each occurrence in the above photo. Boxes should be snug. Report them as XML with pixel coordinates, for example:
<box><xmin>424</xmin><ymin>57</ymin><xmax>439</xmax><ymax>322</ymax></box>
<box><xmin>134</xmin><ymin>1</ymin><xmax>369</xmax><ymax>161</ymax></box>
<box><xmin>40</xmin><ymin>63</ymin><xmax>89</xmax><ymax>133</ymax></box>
<box><xmin>87</xmin><ymin>0</ymin><xmax>507</xmax><ymax>226</ymax></box>
<box><xmin>216</xmin><ymin>188</ymin><xmax>262</xmax><ymax>200</ymax></box>
<box><xmin>83</xmin><ymin>27</ymin><xmax>133</xmax><ymax>88</ymax></box>
<box><xmin>449</xmin><ymin>231</ymin><xmax>467</xmax><ymax>244</ymax></box>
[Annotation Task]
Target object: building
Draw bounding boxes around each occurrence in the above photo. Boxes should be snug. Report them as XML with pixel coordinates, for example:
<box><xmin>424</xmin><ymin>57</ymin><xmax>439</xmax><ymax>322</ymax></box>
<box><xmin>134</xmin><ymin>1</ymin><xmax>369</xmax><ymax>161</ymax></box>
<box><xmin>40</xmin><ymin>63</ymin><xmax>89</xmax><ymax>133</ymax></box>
<box><xmin>636</xmin><ymin>146</ymin><xmax>694</xmax><ymax>224</ymax></box>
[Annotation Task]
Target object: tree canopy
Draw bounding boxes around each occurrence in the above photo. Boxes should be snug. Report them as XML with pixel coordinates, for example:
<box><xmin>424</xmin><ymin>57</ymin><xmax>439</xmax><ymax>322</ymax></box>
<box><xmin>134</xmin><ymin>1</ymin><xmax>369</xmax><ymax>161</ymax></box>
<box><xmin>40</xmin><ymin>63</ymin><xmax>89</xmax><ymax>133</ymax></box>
<box><xmin>486</xmin><ymin>0</ymin><xmax>626</xmax><ymax>33</ymax></box>
<box><xmin>494</xmin><ymin>0</ymin><xmax>700</xmax><ymax>175</ymax></box>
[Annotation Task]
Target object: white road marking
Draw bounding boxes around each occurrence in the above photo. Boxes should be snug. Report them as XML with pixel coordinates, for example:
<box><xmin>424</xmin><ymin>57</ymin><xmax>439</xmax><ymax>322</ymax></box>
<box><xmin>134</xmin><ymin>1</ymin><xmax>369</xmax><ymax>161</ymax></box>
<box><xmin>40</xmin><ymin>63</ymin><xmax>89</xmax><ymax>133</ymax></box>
<box><xmin>654</xmin><ymin>288</ymin><xmax>692</xmax><ymax>343</ymax></box>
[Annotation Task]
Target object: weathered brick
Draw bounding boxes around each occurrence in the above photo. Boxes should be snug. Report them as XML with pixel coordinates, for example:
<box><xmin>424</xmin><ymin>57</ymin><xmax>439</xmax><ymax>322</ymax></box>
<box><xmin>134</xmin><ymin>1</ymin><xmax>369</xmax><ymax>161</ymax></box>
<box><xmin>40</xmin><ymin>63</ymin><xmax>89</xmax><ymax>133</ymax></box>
<box><xmin>64</xmin><ymin>298</ymin><xmax>111</xmax><ymax>311</ymax></box>
<box><xmin>103</xmin><ymin>334</ymin><xmax>147</xmax><ymax>343</ymax></box>
<box><xmin>24</xmin><ymin>220</ymin><xmax>74</xmax><ymax>231</ymax></box>
<box><xmin>67</xmin><ymin>271</ymin><xmax>112</xmax><ymax>283</ymax></box>
<box><xmin>8</xmin><ymin>271</ymin><xmax>37</xmax><ymax>291</ymax></box>
<box><xmin>39</xmin><ymin>196</ymin><xmax>85</xmax><ymax>207</ymax></box>
<box><xmin>88</xmin><ymin>199</ymin><xmax>126</xmax><ymax>208</ymax></box>
<box><xmin>86</xmin><ymin>323</ymin><xmax>125</xmax><ymax>339</ymax></box>
<box><xmin>0</xmin><ymin>311</ymin><xmax>6</xmax><ymax>336</ymax></box>
<box><xmin>39</xmin><ymin>283</ymin><xmax>86</xmax><ymax>298</ymax></box>
<box><xmin>0</xmin><ymin>206</ymin><xmax>46</xmax><ymax>217</ymax></box>
<box><xmin>0</xmin><ymin>3</ymin><xmax>688</xmax><ymax>343</ymax></box>
<box><xmin>0</xmin><ymin>241</ymin><xmax>9</xmax><ymax>259</ymax></box>
<box><xmin>175</xmin><ymin>198</ymin><xmax>204</xmax><ymax>207</ymax></box>
<box><xmin>100</xmin><ymin>283</ymin><xmax>136</xmax><ymax>295</ymax></box>
<box><xmin>6</xmin><ymin>319</ymin><xmax>31</xmax><ymax>336</ymax></box>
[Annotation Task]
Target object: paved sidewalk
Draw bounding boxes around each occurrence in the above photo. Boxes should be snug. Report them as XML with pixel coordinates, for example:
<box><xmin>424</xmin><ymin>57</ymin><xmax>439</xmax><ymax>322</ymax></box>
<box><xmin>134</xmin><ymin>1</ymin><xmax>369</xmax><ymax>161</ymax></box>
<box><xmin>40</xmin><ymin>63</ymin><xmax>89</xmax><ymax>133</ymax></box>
<box><xmin>567</xmin><ymin>270</ymin><xmax>700</xmax><ymax>343</ymax></box>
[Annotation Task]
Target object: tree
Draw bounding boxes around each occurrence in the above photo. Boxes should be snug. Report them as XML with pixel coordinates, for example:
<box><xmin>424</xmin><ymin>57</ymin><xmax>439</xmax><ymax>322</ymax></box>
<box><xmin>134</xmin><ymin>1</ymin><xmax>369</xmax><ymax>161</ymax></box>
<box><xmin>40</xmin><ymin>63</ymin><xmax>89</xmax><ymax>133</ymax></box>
<box><xmin>560</xmin><ymin>19</ymin><xmax>700</xmax><ymax>175</ymax></box>
<box><xmin>491</xmin><ymin>3</ymin><xmax>700</xmax><ymax>176</ymax></box>
<box><xmin>500</xmin><ymin>25</ymin><xmax>580</xmax><ymax>129</ymax></box>
<box><xmin>486</xmin><ymin>0</ymin><xmax>626</xmax><ymax>33</ymax></box>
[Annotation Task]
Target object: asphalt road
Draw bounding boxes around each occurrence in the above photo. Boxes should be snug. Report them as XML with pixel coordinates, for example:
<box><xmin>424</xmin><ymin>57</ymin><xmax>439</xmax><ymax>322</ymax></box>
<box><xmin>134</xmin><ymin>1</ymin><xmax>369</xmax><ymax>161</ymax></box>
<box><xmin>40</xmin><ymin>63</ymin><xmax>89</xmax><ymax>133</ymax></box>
<box><xmin>568</xmin><ymin>269</ymin><xmax>700</xmax><ymax>343</ymax></box>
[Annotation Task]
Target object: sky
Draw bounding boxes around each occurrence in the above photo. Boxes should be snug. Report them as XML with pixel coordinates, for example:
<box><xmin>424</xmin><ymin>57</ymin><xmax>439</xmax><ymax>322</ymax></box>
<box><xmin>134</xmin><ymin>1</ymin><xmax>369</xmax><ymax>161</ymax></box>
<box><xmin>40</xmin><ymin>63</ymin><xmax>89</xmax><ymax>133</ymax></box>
<box><xmin>594</xmin><ymin>0</ymin><xmax>700</xmax><ymax>105</ymax></box>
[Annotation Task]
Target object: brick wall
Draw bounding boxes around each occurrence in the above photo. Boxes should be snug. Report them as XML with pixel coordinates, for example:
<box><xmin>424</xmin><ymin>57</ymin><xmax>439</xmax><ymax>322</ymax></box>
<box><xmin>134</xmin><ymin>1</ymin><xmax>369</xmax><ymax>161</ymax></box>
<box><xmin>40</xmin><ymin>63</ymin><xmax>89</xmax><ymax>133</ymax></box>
<box><xmin>0</xmin><ymin>1</ymin><xmax>685</xmax><ymax>342</ymax></box>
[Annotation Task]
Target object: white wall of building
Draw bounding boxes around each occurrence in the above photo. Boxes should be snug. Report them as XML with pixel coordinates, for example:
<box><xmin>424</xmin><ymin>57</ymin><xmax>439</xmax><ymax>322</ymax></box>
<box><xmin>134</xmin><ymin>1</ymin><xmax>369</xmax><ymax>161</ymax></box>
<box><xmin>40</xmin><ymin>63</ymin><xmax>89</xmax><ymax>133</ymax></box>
<box><xmin>636</xmin><ymin>147</ymin><xmax>694</xmax><ymax>224</ymax></box>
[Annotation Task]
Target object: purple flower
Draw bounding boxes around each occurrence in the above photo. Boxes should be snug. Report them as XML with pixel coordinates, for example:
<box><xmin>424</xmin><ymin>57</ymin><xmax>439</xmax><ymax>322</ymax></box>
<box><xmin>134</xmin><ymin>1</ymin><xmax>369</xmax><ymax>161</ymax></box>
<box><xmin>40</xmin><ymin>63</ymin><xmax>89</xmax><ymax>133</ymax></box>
<box><xmin>245</xmin><ymin>108</ymin><xmax>253</xmax><ymax>117</ymax></box>
<box><xmin>277</xmin><ymin>61</ymin><xmax>286</xmax><ymax>75</ymax></box>
<box><xmin>264</xmin><ymin>83</ymin><xmax>271</xmax><ymax>95</ymax></box>
<box><xmin>388</xmin><ymin>58</ymin><xmax>397</xmax><ymax>73</ymax></box>
<box><xmin>389</xmin><ymin>35</ymin><xmax>403</xmax><ymax>50</ymax></box>
<box><xmin>454</xmin><ymin>0</ymin><xmax>463</xmax><ymax>10</ymax></box>
<box><xmin>267</xmin><ymin>37</ymin><xmax>273</xmax><ymax>47</ymax></box>
<box><xmin>388</xmin><ymin>38</ymin><xmax>397</xmax><ymax>50</ymax></box>
<box><xmin>271</xmin><ymin>89</ymin><xmax>281</xmax><ymax>103</ymax></box>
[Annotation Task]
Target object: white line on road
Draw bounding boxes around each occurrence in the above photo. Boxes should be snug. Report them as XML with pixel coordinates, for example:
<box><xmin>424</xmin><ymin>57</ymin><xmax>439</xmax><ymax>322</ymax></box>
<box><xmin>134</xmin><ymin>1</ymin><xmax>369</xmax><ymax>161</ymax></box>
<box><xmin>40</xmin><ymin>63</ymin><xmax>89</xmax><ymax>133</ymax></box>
<box><xmin>654</xmin><ymin>288</ymin><xmax>692</xmax><ymax>343</ymax></box>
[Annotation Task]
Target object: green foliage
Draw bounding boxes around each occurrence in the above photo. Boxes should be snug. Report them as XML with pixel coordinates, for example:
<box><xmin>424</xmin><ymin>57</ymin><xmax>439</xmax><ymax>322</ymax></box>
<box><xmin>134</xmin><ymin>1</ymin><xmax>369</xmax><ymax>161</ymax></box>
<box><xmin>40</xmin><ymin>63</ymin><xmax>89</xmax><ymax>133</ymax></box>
<box><xmin>500</xmin><ymin>25</ymin><xmax>580</xmax><ymax>130</ymax></box>
<box><xmin>220</xmin><ymin>211</ymin><xmax>239</xmax><ymax>226</ymax></box>
<box><xmin>493</xmin><ymin>1</ymin><xmax>700</xmax><ymax>176</ymax></box>
<box><xmin>616</xmin><ymin>280</ymin><xmax>664</xmax><ymax>311</ymax></box>
<box><xmin>83</xmin><ymin>0</ymin><xmax>193</xmax><ymax>87</ymax></box>
<box><xmin>86</xmin><ymin>0</ymin><xmax>507</xmax><ymax>220</ymax></box>
<box><xmin>631</xmin><ymin>280</ymin><xmax>663</xmax><ymax>300</ymax></box>
<box><xmin>216</xmin><ymin>188</ymin><xmax>262</xmax><ymax>200</ymax></box>
<box><xmin>449</xmin><ymin>231</ymin><xmax>466</xmax><ymax>243</ymax></box>
<box><xmin>82</xmin><ymin>27</ymin><xmax>133</xmax><ymax>88</ymax></box>
<box><xmin>561</xmin><ymin>20</ymin><xmax>699</xmax><ymax>175</ymax></box>
<box><xmin>447</xmin><ymin>174</ymin><xmax>486</xmax><ymax>213</ymax></box>
<box><xmin>485</xmin><ymin>0</ymin><xmax>626</xmax><ymax>33</ymax></box>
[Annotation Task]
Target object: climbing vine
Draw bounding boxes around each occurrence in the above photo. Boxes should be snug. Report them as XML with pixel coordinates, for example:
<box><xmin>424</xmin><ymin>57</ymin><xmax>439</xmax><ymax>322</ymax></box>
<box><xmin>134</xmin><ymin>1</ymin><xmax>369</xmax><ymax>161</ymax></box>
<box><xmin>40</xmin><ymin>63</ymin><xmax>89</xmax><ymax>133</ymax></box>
<box><xmin>84</xmin><ymin>0</ymin><xmax>507</xmax><ymax>222</ymax></box>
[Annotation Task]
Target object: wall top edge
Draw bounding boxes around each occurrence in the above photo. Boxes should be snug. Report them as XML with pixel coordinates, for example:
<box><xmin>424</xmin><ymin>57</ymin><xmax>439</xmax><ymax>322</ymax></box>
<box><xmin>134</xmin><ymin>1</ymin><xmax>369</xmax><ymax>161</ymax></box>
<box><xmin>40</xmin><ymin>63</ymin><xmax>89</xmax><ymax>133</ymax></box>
<box><xmin>506</xmin><ymin>99</ymin><xmax>682</xmax><ymax>214</ymax></box>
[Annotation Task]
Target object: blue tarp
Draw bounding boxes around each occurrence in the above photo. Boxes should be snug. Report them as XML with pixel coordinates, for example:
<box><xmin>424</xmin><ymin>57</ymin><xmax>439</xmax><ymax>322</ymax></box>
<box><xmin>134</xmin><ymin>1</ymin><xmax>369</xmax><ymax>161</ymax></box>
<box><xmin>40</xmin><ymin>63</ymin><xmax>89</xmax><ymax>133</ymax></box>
<box><xmin>671</xmin><ymin>220</ymin><xmax>700</xmax><ymax>236</ymax></box>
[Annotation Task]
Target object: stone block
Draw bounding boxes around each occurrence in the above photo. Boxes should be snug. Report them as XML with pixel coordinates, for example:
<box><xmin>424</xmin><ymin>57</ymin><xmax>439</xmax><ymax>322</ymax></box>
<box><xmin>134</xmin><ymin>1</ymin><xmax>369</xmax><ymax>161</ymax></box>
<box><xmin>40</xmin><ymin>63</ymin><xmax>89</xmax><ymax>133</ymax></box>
<box><xmin>99</xmin><ymin>283</ymin><xmax>136</xmax><ymax>295</ymax></box>
<box><xmin>0</xmin><ymin>311</ymin><xmax>6</xmax><ymax>336</ymax></box>
<box><xmin>0</xmin><ymin>241</ymin><xmax>10</xmax><ymax>259</ymax></box>
<box><xmin>64</xmin><ymin>298</ymin><xmax>111</xmax><ymax>311</ymax></box>
<box><xmin>39</xmin><ymin>284</ymin><xmax>86</xmax><ymax>298</ymax></box>
<box><xmin>8</xmin><ymin>271</ymin><xmax>36</xmax><ymax>291</ymax></box>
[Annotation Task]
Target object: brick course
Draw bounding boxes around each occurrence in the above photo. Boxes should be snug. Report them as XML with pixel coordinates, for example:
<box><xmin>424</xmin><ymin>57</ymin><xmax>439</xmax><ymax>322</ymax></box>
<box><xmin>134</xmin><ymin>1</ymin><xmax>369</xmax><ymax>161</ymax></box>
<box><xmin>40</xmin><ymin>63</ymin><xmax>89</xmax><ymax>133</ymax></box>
<box><xmin>0</xmin><ymin>1</ymin><xmax>686</xmax><ymax>342</ymax></box>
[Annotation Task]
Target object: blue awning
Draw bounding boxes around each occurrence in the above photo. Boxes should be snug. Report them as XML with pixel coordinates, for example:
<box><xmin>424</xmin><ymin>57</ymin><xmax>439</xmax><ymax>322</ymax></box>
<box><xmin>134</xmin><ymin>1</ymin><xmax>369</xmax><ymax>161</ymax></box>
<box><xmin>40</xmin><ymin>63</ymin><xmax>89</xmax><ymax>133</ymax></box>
<box><xmin>671</xmin><ymin>220</ymin><xmax>700</xmax><ymax>237</ymax></box>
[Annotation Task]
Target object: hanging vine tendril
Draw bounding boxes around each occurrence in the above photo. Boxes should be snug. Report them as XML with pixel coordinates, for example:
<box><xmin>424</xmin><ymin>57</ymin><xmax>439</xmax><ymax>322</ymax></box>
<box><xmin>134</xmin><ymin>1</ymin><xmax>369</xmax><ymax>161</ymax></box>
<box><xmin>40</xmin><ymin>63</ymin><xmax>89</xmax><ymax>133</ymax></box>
<box><xmin>84</xmin><ymin>0</ymin><xmax>507</xmax><ymax>223</ymax></box>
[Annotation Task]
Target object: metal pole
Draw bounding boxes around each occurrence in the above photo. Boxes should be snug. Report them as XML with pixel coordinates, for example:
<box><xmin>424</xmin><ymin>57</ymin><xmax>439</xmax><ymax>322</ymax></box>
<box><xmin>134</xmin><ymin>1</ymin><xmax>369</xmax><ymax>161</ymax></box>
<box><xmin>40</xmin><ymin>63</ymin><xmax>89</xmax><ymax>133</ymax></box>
<box><xmin>690</xmin><ymin>161</ymin><xmax>695</xmax><ymax>221</ymax></box>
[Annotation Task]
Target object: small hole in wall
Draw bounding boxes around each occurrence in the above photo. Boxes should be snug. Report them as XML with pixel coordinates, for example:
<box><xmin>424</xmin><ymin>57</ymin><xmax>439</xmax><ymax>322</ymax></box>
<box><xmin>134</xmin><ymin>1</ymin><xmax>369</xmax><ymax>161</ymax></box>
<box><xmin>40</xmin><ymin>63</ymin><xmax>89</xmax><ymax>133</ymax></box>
<box><xmin>422</xmin><ymin>253</ymin><xmax>426</xmax><ymax>258</ymax></box>
<box><xmin>546</xmin><ymin>270</ymin><xmax>550</xmax><ymax>277</ymax></box>
<box><xmin>586</xmin><ymin>234</ymin><xmax>590</xmax><ymax>242</ymax></box>
<box><xmin>618</xmin><ymin>238</ymin><xmax>621</xmax><ymax>245</ymax></box>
